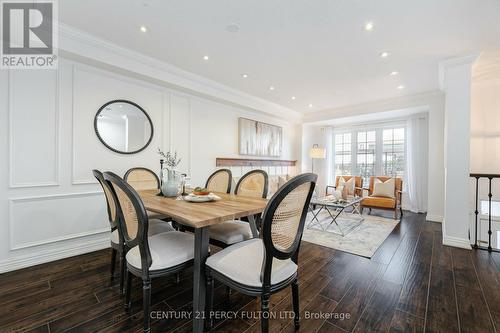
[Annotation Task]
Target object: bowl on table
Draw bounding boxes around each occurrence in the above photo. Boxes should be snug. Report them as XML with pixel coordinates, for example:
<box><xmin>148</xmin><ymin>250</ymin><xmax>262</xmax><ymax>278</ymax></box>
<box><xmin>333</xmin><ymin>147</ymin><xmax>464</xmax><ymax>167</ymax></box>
<box><xmin>192</xmin><ymin>187</ymin><xmax>210</xmax><ymax>196</ymax></box>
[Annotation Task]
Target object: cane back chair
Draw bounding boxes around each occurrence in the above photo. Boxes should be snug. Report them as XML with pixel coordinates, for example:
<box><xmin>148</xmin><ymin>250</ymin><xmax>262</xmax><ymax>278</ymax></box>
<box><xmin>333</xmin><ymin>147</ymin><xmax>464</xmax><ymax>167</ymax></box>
<box><xmin>205</xmin><ymin>168</ymin><xmax>232</xmax><ymax>194</ymax></box>
<box><xmin>103</xmin><ymin>171</ymin><xmax>194</xmax><ymax>333</ymax></box>
<box><xmin>124</xmin><ymin>167</ymin><xmax>172</xmax><ymax>221</ymax></box>
<box><xmin>208</xmin><ymin>169</ymin><xmax>269</xmax><ymax>248</ymax></box>
<box><xmin>93</xmin><ymin>170</ymin><xmax>126</xmax><ymax>293</ymax></box>
<box><xmin>205</xmin><ymin>173</ymin><xmax>317</xmax><ymax>332</ymax></box>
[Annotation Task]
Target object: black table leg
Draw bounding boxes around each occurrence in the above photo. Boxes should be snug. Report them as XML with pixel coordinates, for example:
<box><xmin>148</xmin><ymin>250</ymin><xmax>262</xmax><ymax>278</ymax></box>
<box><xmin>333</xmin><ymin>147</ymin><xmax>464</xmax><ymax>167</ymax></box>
<box><xmin>193</xmin><ymin>227</ymin><xmax>209</xmax><ymax>332</ymax></box>
<box><xmin>248</xmin><ymin>215</ymin><xmax>259</xmax><ymax>238</ymax></box>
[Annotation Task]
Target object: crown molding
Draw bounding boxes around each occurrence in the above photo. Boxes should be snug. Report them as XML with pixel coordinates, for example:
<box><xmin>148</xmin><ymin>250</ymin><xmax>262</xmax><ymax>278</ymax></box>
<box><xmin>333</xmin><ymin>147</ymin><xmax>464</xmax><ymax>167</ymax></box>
<box><xmin>438</xmin><ymin>53</ymin><xmax>481</xmax><ymax>90</ymax></box>
<box><xmin>58</xmin><ymin>24</ymin><xmax>302</xmax><ymax>122</ymax></box>
<box><xmin>303</xmin><ymin>90</ymin><xmax>444</xmax><ymax>123</ymax></box>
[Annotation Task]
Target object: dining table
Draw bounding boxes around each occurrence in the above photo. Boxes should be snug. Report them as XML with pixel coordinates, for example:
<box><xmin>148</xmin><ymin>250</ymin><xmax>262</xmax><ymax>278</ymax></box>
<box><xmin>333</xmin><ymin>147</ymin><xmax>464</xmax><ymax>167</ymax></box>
<box><xmin>138</xmin><ymin>189</ymin><xmax>268</xmax><ymax>332</ymax></box>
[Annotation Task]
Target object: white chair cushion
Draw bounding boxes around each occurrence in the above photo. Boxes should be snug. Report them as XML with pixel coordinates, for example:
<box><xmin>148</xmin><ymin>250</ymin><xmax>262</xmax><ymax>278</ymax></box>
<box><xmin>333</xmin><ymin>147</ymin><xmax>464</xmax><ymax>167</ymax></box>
<box><xmin>126</xmin><ymin>231</ymin><xmax>195</xmax><ymax>271</ymax></box>
<box><xmin>109</xmin><ymin>219</ymin><xmax>173</xmax><ymax>245</ymax></box>
<box><xmin>149</xmin><ymin>219</ymin><xmax>175</xmax><ymax>235</ymax></box>
<box><xmin>208</xmin><ymin>220</ymin><xmax>253</xmax><ymax>245</ymax></box>
<box><xmin>110</xmin><ymin>229</ymin><xmax>119</xmax><ymax>244</ymax></box>
<box><xmin>206</xmin><ymin>238</ymin><xmax>297</xmax><ymax>287</ymax></box>
<box><xmin>147</xmin><ymin>210</ymin><xmax>170</xmax><ymax>220</ymax></box>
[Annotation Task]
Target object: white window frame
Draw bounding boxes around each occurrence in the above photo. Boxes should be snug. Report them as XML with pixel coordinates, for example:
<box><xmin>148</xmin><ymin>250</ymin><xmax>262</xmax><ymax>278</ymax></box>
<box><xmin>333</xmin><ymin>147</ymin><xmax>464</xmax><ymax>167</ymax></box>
<box><xmin>332</xmin><ymin>121</ymin><xmax>406</xmax><ymax>184</ymax></box>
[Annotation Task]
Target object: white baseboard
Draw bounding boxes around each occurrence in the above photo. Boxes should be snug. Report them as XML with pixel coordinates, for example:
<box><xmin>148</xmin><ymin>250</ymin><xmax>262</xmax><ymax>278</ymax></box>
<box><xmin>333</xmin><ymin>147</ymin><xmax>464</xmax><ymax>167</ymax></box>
<box><xmin>0</xmin><ymin>235</ymin><xmax>110</xmax><ymax>274</ymax></box>
<box><xmin>442</xmin><ymin>235</ymin><xmax>472</xmax><ymax>250</ymax></box>
<box><xmin>426</xmin><ymin>214</ymin><xmax>443</xmax><ymax>223</ymax></box>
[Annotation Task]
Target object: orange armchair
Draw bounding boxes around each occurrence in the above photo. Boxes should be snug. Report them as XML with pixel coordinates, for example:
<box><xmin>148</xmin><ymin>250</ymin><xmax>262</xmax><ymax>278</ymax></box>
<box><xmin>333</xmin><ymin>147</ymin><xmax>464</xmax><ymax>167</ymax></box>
<box><xmin>325</xmin><ymin>176</ymin><xmax>363</xmax><ymax>197</ymax></box>
<box><xmin>361</xmin><ymin>176</ymin><xmax>403</xmax><ymax>219</ymax></box>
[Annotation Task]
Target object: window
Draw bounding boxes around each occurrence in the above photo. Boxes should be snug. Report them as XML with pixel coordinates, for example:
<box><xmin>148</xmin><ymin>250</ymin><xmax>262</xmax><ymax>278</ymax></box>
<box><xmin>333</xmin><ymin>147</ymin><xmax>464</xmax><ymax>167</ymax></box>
<box><xmin>332</xmin><ymin>125</ymin><xmax>405</xmax><ymax>184</ymax></box>
<box><xmin>356</xmin><ymin>131</ymin><xmax>376</xmax><ymax>185</ymax></box>
<box><xmin>383</xmin><ymin>128</ymin><xmax>405</xmax><ymax>178</ymax></box>
<box><xmin>334</xmin><ymin>133</ymin><xmax>352</xmax><ymax>176</ymax></box>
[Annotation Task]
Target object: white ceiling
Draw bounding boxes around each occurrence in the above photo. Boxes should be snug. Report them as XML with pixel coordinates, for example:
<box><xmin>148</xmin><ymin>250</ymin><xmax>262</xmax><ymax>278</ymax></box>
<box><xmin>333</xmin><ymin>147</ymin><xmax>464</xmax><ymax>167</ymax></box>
<box><xmin>60</xmin><ymin>0</ymin><xmax>500</xmax><ymax>113</ymax></box>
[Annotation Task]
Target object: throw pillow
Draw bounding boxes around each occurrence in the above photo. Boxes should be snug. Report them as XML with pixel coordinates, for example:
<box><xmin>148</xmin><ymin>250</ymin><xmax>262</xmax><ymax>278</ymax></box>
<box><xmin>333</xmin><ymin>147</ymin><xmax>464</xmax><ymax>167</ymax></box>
<box><xmin>338</xmin><ymin>177</ymin><xmax>355</xmax><ymax>195</ymax></box>
<box><xmin>372</xmin><ymin>178</ymin><xmax>396</xmax><ymax>198</ymax></box>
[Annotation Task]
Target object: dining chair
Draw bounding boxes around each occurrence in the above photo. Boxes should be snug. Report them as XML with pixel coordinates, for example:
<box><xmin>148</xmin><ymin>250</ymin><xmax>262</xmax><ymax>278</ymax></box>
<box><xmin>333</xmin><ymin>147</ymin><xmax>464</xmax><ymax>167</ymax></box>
<box><xmin>95</xmin><ymin>170</ymin><xmax>176</xmax><ymax>292</ymax></box>
<box><xmin>124</xmin><ymin>167</ymin><xmax>171</xmax><ymax>221</ymax></box>
<box><xmin>208</xmin><ymin>169</ymin><xmax>268</xmax><ymax>248</ymax></box>
<box><xmin>205</xmin><ymin>169</ymin><xmax>232</xmax><ymax>194</ymax></box>
<box><xmin>103</xmin><ymin>171</ymin><xmax>195</xmax><ymax>333</ymax></box>
<box><xmin>205</xmin><ymin>173</ymin><xmax>317</xmax><ymax>332</ymax></box>
<box><xmin>93</xmin><ymin>170</ymin><xmax>126</xmax><ymax>293</ymax></box>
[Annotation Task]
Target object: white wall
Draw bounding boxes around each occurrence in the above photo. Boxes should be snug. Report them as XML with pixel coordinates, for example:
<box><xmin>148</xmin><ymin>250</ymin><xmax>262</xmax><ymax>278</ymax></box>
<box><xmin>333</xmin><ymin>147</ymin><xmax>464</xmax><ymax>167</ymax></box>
<box><xmin>301</xmin><ymin>92</ymin><xmax>445</xmax><ymax>221</ymax></box>
<box><xmin>471</xmin><ymin>76</ymin><xmax>500</xmax><ymax>175</ymax></box>
<box><xmin>470</xmin><ymin>67</ymin><xmax>500</xmax><ymax>248</ymax></box>
<box><xmin>0</xmin><ymin>58</ymin><xmax>300</xmax><ymax>272</ymax></box>
<box><xmin>440</xmin><ymin>55</ymin><xmax>477</xmax><ymax>250</ymax></box>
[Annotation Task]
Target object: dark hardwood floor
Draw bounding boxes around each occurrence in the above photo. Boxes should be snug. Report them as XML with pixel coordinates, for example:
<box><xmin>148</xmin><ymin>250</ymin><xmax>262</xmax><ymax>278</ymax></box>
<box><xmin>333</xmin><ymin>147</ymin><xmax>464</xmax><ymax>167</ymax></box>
<box><xmin>1</xmin><ymin>212</ymin><xmax>499</xmax><ymax>332</ymax></box>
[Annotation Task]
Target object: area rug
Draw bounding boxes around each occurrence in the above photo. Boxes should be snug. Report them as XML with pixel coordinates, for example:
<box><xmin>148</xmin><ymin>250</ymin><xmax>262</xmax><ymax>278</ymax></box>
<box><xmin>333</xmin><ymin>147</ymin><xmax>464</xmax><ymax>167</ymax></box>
<box><xmin>302</xmin><ymin>210</ymin><xmax>399</xmax><ymax>258</ymax></box>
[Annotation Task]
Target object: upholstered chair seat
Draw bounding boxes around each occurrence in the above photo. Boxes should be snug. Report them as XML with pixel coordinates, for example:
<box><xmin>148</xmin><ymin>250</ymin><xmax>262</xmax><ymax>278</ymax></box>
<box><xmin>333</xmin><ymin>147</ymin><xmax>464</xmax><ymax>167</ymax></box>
<box><xmin>147</xmin><ymin>211</ymin><xmax>168</xmax><ymax>220</ymax></box>
<box><xmin>208</xmin><ymin>220</ymin><xmax>253</xmax><ymax>245</ymax></box>
<box><xmin>126</xmin><ymin>231</ymin><xmax>195</xmax><ymax>271</ymax></box>
<box><xmin>361</xmin><ymin>196</ymin><xmax>395</xmax><ymax>209</ymax></box>
<box><xmin>110</xmin><ymin>219</ymin><xmax>175</xmax><ymax>245</ymax></box>
<box><xmin>110</xmin><ymin>229</ymin><xmax>120</xmax><ymax>244</ymax></box>
<box><xmin>206</xmin><ymin>238</ymin><xmax>297</xmax><ymax>287</ymax></box>
<box><xmin>207</xmin><ymin>170</ymin><xmax>268</xmax><ymax>247</ymax></box>
<box><xmin>147</xmin><ymin>219</ymin><xmax>175</xmax><ymax>235</ymax></box>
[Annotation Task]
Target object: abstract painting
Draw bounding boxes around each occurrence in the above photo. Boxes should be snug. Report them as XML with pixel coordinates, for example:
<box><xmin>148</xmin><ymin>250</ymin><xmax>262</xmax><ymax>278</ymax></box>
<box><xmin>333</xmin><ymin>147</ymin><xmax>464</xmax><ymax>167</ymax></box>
<box><xmin>238</xmin><ymin>117</ymin><xmax>282</xmax><ymax>157</ymax></box>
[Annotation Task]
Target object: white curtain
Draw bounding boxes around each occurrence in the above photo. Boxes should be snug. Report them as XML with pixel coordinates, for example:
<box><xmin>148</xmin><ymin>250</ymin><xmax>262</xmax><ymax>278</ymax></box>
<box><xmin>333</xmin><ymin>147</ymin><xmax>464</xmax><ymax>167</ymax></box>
<box><xmin>405</xmin><ymin>115</ymin><xmax>429</xmax><ymax>213</ymax></box>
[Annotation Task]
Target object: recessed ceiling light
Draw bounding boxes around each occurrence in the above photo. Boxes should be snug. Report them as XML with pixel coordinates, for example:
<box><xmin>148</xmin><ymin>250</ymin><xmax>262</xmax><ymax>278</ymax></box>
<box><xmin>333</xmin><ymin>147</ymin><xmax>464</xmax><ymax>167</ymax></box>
<box><xmin>139</xmin><ymin>26</ymin><xmax>147</xmax><ymax>33</ymax></box>
<box><xmin>390</xmin><ymin>71</ymin><xmax>399</xmax><ymax>76</ymax></box>
<box><xmin>269</xmin><ymin>86</ymin><xmax>275</xmax><ymax>91</ymax></box>
<box><xmin>308</xmin><ymin>104</ymin><xmax>313</xmax><ymax>108</ymax></box>
<box><xmin>203</xmin><ymin>55</ymin><xmax>209</xmax><ymax>61</ymax></box>
<box><xmin>241</xmin><ymin>73</ymin><xmax>248</xmax><ymax>78</ymax></box>
<box><xmin>380</xmin><ymin>51</ymin><xmax>390</xmax><ymax>58</ymax></box>
<box><xmin>397</xmin><ymin>85</ymin><xmax>405</xmax><ymax>90</ymax></box>
<box><xmin>364</xmin><ymin>22</ymin><xmax>374</xmax><ymax>31</ymax></box>
<box><xmin>291</xmin><ymin>96</ymin><xmax>296</xmax><ymax>100</ymax></box>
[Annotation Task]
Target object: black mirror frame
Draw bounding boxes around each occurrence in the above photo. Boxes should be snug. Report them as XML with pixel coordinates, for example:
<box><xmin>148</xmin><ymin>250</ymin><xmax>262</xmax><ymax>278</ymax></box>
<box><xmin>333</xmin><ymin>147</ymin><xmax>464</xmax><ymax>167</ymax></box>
<box><xmin>94</xmin><ymin>99</ymin><xmax>154</xmax><ymax>155</ymax></box>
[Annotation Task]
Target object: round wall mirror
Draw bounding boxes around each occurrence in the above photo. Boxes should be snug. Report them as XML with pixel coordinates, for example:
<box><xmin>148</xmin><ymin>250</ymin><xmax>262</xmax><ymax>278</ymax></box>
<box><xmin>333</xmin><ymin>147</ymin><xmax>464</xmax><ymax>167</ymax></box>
<box><xmin>94</xmin><ymin>100</ymin><xmax>154</xmax><ymax>154</ymax></box>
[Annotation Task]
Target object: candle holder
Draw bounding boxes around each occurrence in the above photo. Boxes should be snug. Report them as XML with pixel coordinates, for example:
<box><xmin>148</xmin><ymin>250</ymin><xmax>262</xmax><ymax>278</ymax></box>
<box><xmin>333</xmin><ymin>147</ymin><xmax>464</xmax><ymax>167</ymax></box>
<box><xmin>157</xmin><ymin>159</ymin><xmax>165</xmax><ymax>196</ymax></box>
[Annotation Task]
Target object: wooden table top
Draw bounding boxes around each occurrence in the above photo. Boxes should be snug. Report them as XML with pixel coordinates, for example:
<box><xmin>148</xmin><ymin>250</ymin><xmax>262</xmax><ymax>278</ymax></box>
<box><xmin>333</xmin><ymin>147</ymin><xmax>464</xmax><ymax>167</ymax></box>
<box><xmin>139</xmin><ymin>190</ymin><xmax>268</xmax><ymax>228</ymax></box>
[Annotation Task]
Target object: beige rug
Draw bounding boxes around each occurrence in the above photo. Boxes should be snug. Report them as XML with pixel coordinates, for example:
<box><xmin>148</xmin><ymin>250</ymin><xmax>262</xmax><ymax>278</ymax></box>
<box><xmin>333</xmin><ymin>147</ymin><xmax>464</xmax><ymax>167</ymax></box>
<box><xmin>302</xmin><ymin>210</ymin><xmax>399</xmax><ymax>258</ymax></box>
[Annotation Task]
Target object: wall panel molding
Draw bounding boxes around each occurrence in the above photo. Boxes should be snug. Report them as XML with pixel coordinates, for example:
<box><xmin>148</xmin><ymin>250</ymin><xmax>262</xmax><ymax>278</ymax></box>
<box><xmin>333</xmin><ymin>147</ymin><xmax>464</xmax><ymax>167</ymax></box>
<box><xmin>8</xmin><ymin>70</ymin><xmax>60</xmax><ymax>188</ymax></box>
<box><xmin>9</xmin><ymin>191</ymin><xmax>107</xmax><ymax>250</ymax></box>
<box><xmin>70</xmin><ymin>64</ymin><xmax>166</xmax><ymax>185</ymax></box>
<box><xmin>0</xmin><ymin>234</ymin><xmax>110</xmax><ymax>273</ymax></box>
